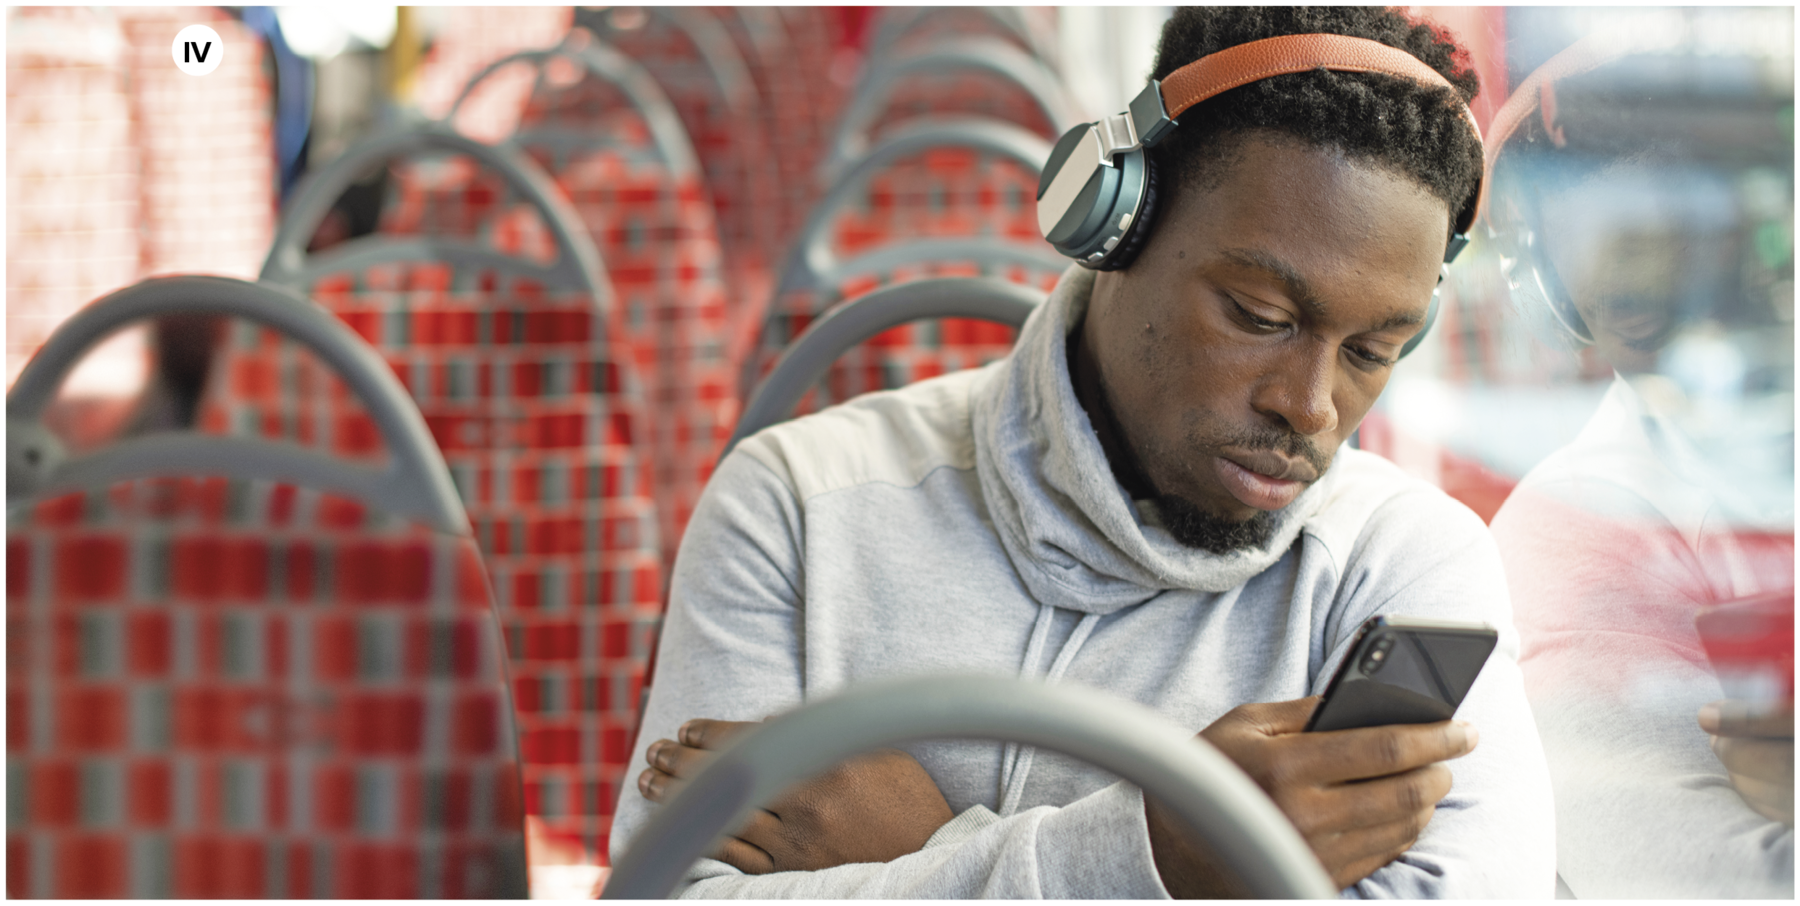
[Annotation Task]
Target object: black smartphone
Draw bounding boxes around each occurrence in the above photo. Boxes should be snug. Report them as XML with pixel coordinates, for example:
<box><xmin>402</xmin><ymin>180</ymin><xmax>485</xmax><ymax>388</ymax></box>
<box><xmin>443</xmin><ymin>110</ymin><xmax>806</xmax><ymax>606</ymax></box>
<box><xmin>1305</xmin><ymin>615</ymin><xmax>1499</xmax><ymax>733</ymax></box>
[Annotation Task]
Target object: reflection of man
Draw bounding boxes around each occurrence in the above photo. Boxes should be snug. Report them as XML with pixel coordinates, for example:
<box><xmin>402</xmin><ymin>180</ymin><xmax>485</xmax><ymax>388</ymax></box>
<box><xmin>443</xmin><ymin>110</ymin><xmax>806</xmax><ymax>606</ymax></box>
<box><xmin>611</xmin><ymin>8</ymin><xmax>1554</xmax><ymax>897</ymax></box>
<box><xmin>1486</xmin><ymin>41</ymin><xmax>1795</xmax><ymax>899</ymax></box>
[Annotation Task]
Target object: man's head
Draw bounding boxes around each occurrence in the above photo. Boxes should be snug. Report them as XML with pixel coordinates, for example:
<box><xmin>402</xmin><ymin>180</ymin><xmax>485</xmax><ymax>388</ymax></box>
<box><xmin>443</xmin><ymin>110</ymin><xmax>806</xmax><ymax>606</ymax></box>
<box><xmin>1071</xmin><ymin>7</ymin><xmax>1483</xmax><ymax>553</ymax></box>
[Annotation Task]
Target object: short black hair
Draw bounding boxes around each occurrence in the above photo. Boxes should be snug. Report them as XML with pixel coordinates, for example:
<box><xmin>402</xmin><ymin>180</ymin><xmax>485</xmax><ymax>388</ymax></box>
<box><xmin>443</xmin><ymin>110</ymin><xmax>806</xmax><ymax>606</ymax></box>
<box><xmin>1148</xmin><ymin>7</ymin><xmax>1483</xmax><ymax>240</ymax></box>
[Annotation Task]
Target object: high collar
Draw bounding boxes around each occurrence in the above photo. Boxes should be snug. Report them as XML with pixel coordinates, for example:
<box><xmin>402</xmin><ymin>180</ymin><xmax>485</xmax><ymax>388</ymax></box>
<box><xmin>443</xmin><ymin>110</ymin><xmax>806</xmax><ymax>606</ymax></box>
<box><xmin>972</xmin><ymin>266</ymin><xmax>1338</xmax><ymax>615</ymax></box>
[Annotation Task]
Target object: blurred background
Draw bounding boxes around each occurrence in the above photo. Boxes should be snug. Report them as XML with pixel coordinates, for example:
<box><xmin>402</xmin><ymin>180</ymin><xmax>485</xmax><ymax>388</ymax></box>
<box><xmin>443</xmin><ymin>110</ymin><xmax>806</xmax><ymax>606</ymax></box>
<box><xmin>6</xmin><ymin>5</ymin><xmax>1792</xmax><ymax>899</ymax></box>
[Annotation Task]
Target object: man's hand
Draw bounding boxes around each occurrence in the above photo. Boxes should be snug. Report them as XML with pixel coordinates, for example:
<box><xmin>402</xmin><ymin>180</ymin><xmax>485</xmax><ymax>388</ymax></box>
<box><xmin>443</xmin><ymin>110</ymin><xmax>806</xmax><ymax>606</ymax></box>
<box><xmin>1700</xmin><ymin>700</ymin><xmax>1794</xmax><ymax>826</ymax></box>
<box><xmin>638</xmin><ymin>718</ymin><xmax>955</xmax><ymax>873</ymax></box>
<box><xmin>1147</xmin><ymin>697</ymin><xmax>1477</xmax><ymax>896</ymax></box>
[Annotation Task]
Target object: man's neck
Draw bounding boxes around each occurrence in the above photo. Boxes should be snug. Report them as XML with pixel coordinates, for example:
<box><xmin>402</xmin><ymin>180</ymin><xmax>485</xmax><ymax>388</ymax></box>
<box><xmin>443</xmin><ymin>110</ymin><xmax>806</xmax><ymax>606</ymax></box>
<box><xmin>1066</xmin><ymin>316</ymin><xmax>1158</xmax><ymax>501</ymax></box>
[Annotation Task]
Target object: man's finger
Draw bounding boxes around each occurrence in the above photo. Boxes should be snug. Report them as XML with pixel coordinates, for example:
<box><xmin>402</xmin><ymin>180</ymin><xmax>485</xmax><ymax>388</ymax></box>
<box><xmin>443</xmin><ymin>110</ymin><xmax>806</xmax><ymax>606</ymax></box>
<box><xmin>728</xmin><ymin>809</ymin><xmax>788</xmax><ymax>858</ymax></box>
<box><xmin>1712</xmin><ymin>736</ymin><xmax>1795</xmax><ymax>786</ymax></box>
<box><xmin>712</xmin><ymin>835</ymin><xmax>777</xmax><ymax>875</ymax></box>
<box><xmin>681</xmin><ymin>718</ymin><xmax>759</xmax><ymax>750</ymax></box>
<box><xmin>1700</xmin><ymin>701</ymin><xmax>1794</xmax><ymax>739</ymax></box>
<box><xmin>637</xmin><ymin>766</ymin><xmax>686</xmax><ymax>803</ymax></box>
<box><xmin>1303</xmin><ymin>720</ymin><xmax>1476</xmax><ymax>784</ymax></box>
<box><xmin>1284</xmin><ymin>764</ymin><xmax>1450</xmax><ymax>837</ymax></box>
<box><xmin>1722</xmin><ymin>772</ymin><xmax>1795</xmax><ymax>825</ymax></box>
<box><xmin>648</xmin><ymin>738</ymin><xmax>718</xmax><ymax>780</ymax></box>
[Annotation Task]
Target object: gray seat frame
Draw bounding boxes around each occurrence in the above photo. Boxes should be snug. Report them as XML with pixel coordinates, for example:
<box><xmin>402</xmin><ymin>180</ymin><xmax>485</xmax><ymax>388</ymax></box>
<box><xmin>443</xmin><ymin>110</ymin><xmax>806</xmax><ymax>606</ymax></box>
<box><xmin>7</xmin><ymin>275</ymin><xmax>469</xmax><ymax>536</ymax></box>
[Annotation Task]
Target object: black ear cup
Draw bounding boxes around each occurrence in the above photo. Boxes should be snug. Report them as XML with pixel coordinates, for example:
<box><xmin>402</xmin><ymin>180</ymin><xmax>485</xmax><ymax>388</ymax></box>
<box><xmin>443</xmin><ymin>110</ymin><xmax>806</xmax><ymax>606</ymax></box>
<box><xmin>1094</xmin><ymin>151</ymin><xmax>1160</xmax><ymax>272</ymax></box>
<box><xmin>1397</xmin><ymin>285</ymin><xmax>1440</xmax><ymax>360</ymax></box>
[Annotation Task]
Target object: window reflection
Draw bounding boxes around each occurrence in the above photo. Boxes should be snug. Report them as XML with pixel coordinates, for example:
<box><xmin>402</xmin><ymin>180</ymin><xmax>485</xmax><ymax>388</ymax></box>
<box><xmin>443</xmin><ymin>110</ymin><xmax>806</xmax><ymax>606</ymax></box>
<box><xmin>1430</xmin><ymin>8</ymin><xmax>1793</xmax><ymax>898</ymax></box>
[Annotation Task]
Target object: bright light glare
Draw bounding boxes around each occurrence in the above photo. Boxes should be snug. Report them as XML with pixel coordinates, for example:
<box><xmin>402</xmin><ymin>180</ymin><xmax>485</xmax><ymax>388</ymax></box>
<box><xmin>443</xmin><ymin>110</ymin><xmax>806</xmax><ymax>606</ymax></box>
<box><xmin>60</xmin><ymin>324</ymin><xmax>149</xmax><ymax>399</ymax></box>
<box><xmin>1388</xmin><ymin>378</ymin><xmax>1464</xmax><ymax>445</ymax></box>
<box><xmin>276</xmin><ymin>6</ymin><xmax>397</xmax><ymax>59</ymax></box>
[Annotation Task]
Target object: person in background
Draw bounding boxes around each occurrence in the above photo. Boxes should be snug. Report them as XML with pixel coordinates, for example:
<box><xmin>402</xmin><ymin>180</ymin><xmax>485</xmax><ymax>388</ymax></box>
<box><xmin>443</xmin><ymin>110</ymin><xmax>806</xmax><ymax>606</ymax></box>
<box><xmin>614</xmin><ymin>7</ymin><xmax>1556</xmax><ymax>897</ymax></box>
<box><xmin>1485</xmin><ymin>34</ymin><xmax>1795</xmax><ymax>899</ymax></box>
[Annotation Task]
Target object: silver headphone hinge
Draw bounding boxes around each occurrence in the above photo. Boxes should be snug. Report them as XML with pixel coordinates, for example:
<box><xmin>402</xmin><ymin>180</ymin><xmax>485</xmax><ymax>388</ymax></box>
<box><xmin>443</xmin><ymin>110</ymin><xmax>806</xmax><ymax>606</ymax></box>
<box><xmin>1098</xmin><ymin>112</ymin><xmax>1139</xmax><ymax>163</ymax></box>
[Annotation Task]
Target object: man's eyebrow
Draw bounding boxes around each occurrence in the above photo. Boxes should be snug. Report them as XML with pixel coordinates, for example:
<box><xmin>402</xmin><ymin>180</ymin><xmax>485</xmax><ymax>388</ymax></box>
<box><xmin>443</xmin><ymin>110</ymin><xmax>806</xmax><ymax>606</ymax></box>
<box><xmin>1369</xmin><ymin>308</ymin><xmax>1427</xmax><ymax>333</ymax></box>
<box><xmin>1218</xmin><ymin>247</ymin><xmax>1325</xmax><ymax>317</ymax></box>
<box><xmin>1220</xmin><ymin>247</ymin><xmax>1425</xmax><ymax>334</ymax></box>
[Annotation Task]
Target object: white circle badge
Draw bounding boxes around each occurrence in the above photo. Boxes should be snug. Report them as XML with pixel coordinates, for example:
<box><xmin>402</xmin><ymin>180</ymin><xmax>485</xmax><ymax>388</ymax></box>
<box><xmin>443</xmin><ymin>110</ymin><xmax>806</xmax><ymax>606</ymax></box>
<box><xmin>172</xmin><ymin>24</ymin><xmax>222</xmax><ymax>76</ymax></box>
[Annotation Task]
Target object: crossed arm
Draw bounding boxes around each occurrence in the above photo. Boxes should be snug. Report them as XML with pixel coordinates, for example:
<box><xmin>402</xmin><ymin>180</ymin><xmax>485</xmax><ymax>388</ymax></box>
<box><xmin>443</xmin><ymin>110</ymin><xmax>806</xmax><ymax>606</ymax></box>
<box><xmin>637</xmin><ymin>697</ymin><xmax>1479</xmax><ymax>894</ymax></box>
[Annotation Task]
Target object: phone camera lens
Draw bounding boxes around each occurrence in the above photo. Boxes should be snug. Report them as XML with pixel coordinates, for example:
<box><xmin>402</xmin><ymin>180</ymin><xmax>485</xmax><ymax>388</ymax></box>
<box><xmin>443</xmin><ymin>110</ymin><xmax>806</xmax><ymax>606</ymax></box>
<box><xmin>1361</xmin><ymin>636</ymin><xmax>1396</xmax><ymax>674</ymax></box>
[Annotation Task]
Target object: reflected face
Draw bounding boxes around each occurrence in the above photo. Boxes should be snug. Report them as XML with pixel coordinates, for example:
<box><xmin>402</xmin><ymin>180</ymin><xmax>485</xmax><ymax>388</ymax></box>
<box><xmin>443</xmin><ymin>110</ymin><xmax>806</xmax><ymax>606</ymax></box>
<box><xmin>1538</xmin><ymin>212</ymin><xmax>1690</xmax><ymax>374</ymax></box>
<box><xmin>1076</xmin><ymin>134</ymin><xmax>1450</xmax><ymax>544</ymax></box>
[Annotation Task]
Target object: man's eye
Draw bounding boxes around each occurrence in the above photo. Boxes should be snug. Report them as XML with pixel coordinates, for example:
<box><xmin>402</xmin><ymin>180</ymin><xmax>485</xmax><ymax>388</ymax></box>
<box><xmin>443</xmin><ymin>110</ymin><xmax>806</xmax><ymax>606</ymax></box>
<box><xmin>1232</xmin><ymin>300</ymin><xmax>1286</xmax><ymax>331</ymax></box>
<box><xmin>1348</xmin><ymin>345</ymin><xmax>1396</xmax><ymax>369</ymax></box>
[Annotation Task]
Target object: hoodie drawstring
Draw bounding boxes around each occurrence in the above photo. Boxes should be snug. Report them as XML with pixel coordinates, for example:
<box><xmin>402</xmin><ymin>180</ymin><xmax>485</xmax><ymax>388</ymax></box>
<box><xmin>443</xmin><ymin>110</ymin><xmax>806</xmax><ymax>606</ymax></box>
<box><xmin>997</xmin><ymin>604</ymin><xmax>1101</xmax><ymax>816</ymax></box>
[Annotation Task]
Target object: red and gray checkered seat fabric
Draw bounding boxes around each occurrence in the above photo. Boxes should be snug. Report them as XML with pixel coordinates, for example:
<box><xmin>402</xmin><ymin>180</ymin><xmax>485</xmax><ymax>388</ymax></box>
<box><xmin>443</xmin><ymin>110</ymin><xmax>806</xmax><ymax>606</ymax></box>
<box><xmin>745</xmin><ymin>143</ymin><xmax>1057</xmax><ymax>417</ymax></box>
<box><xmin>379</xmin><ymin>88</ymin><xmax>737</xmax><ymax>570</ymax></box>
<box><xmin>775</xmin><ymin>7</ymin><xmax>847</xmax><ymax>137</ymax></box>
<box><xmin>750</xmin><ymin>259</ymin><xmax>1064</xmax><ymax>419</ymax></box>
<box><xmin>593</xmin><ymin>12</ymin><xmax>782</xmax><ymax>328</ymax></box>
<box><xmin>708</xmin><ymin>7</ymin><xmax>826</xmax><ymax>255</ymax></box>
<box><xmin>196</xmin><ymin>266</ymin><xmax>665</xmax><ymax>860</ymax></box>
<box><xmin>6</xmin><ymin>475</ymin><xmax>526</xmax><ymax>898</ymax></box>
<box><xmin>832</xmin><ymin>147</ymin><xmax>1044</xmax><ymax>258</ymax></box>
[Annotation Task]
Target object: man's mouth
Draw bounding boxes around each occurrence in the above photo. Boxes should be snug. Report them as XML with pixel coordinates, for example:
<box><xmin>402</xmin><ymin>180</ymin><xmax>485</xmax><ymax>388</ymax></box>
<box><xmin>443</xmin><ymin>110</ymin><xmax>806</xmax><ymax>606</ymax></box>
<box><xmin>1213</xmin><ymin>450</ymin><xmax>1317</xmax><ymax>511</ymax></box>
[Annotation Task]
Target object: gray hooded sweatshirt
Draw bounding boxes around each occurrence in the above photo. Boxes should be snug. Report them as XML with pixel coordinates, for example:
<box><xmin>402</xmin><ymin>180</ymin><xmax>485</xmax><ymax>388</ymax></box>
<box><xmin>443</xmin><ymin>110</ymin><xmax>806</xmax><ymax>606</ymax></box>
<box><xmin>609</xmin><ymin>267</ymin><xmax>1556</xmax><ymax>897</ymax></box>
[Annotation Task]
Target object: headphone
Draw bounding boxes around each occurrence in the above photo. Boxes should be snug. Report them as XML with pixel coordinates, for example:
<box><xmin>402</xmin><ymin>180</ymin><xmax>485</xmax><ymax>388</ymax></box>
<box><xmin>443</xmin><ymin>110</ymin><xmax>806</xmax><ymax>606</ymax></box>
<box><xmin>1480</xmin><ymin>34</ymin><xmax>1625</xmax><ymax>350</ymax></box>
<box><xmin>1036</xmin><ymin>34</ymin><xmax>1486</xmax><ymax>359</ymax></box>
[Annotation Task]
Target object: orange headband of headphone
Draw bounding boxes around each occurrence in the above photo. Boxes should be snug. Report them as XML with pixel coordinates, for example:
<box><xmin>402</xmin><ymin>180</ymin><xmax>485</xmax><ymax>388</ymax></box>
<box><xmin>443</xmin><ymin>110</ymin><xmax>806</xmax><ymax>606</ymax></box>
<box><xmin>1155</xmin><ymin>34</ymin><xmax>1487</xmax><ymax>233</ymax></box>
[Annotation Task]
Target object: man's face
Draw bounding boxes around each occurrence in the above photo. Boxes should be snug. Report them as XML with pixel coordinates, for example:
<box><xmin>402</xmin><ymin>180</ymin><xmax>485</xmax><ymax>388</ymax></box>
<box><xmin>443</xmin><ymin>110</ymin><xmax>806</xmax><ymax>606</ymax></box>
<box><xmin>1078</xmin><ymin>133</ymin><xmax>1451</xmax><ymax>549</ymax></box>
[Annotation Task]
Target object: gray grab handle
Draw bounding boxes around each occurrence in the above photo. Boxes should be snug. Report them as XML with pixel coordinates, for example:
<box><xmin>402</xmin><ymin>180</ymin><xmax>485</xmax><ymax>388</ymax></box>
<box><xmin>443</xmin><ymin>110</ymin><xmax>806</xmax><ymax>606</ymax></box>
<box><xmin>262</xmin><ymin>123</ymin><xmax>607</xmax><ymax>296</ymax></box>
<box><xmin>729</xmin><ymin>274</ymin><xmax>1045</xmax><ymax>453</ymax></box>
<box><xmin>601</xmin><ymin>674</ymin><xmax>1336</xmax><ymax>899</ymax></box>
<box><xmin>778</xmin><ymin>118</ymin><xmax>1053</xmax><ymax>304</ymax></box>
<box><xmin>446</xmin><ymin>34</ymin><xmax>700</xmax><ymax>179</ymax></box>
<box><xmin>6</xmin><ymin>275</ymin><xmax>469</xmax><ymax>536</ymax></box>
<box><xmin>821</xmin><ymin>37</ymin><xmax>1077</xmax><ymax>185</ymax></box>
<box><xmin>866</xmin><ymin>6</ymin><xmax>1061</xmax><ymax>71</ymax></box>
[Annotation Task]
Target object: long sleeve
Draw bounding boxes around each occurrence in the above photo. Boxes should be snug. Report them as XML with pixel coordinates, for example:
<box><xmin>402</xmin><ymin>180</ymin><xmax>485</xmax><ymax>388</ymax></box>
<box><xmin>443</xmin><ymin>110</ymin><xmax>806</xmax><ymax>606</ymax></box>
<box><xmin>1320</xmin><ymin>488</ymin><xmax>1560</xmax><ymax>899</ymax></box>
<box><xmin>1490</xmin><ymin>480</ymin><xmax>1794</xmax><ymax>898</ymax></box>
<box><xmin>606</xmin><ymin>449</ymin><xmax>1172</xmax><ymax>898</ymax></box>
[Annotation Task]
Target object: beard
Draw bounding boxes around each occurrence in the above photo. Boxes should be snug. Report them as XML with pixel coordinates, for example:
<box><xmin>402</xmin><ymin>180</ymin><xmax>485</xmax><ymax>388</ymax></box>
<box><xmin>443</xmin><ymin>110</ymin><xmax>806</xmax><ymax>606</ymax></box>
<box><xmin>1151</xmin><ymin>491</ymin><xmax>1279</xmax><ymax>554</ymax></box>
<box><xmin>1081</xmin><ymin>338</ymin><xmax>1331</xmax><ymax>555</ymax></box>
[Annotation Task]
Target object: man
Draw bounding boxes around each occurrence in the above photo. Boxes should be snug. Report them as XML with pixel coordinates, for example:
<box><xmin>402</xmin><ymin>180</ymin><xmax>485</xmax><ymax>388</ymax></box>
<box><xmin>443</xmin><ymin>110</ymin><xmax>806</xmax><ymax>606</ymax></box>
<box><xmin>1483</xmin><ymin>34</ymin><xmax>1794</xmax><ymax>898</ymax></box>
<box><xmin>612</xmin><ymin>7</ymin><xmax>1555</xmax><ymax>897</ymax></box>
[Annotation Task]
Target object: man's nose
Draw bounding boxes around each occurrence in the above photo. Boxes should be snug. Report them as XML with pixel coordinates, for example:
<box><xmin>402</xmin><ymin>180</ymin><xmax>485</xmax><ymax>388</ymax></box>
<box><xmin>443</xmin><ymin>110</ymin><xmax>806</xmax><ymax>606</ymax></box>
<box><xmin>1256</xmin><ymin>342</ymin><xmax>1339</xmax><ymax>438</ymax></box>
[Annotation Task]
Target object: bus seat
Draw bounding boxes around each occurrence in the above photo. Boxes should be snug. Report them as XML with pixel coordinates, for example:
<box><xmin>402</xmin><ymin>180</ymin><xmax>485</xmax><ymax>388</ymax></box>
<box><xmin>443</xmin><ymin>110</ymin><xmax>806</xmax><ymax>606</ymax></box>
<box><xmin>741</xmin><ymin>120</ymin><xmax>1063</xmax><ymax>418</ymax></box>
<box><xmin>711</xmin><ymin>8</ymin><xmax>836</xmax><ymax>250</ymax></box>
<box><xmin>577</xmin><ymin>7</ymin><xmax>784</xmax><ymax>320</ymax></box>
<box><xmin>412</xmin><ymin>37</ymin><xmax>736</xmax><ymax>569</ymax></box>
<box><xmin>820</xmin><ymin>36</ymin><xmax>1079</xmax><ymax>185</ymax></box>
<box><xmin>746</xmin><ymin>244</ymin><xmax>1062</xmax><ymax>420</ymax></box>
<box><xmin>6</xmin><ymin>275</ymin><xmax>526</xmax><ymax>898</ymax></box>
<box><xmin>206</xmin><ymin>128</ymin><xmax>665</xmax><ymax>864</ymax></box>
<box><xmin>411</xmin><ymin>7</ymin><xmax>576</xmax><ymax>145</ymax></box>
<box><xmin>728</xmin><ymin>276</ymin><xmax>1045</xmax><ymax>457</ymax></box>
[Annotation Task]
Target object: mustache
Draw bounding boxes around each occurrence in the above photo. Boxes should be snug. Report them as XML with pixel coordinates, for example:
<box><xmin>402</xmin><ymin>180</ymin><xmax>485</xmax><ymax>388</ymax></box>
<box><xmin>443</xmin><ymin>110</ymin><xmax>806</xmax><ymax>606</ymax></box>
<box><xmin>1209</xmin><ymin>424</ymin><xmax>1332</xmax><ymax>479</ymax></box>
